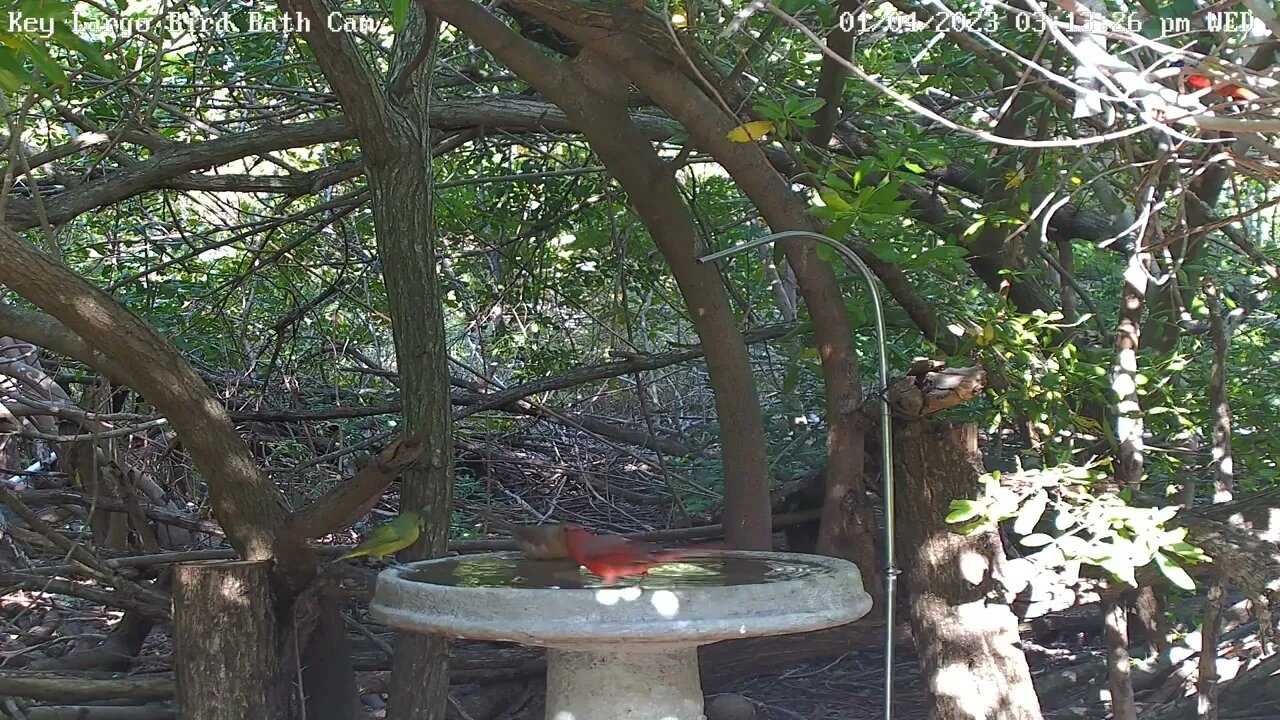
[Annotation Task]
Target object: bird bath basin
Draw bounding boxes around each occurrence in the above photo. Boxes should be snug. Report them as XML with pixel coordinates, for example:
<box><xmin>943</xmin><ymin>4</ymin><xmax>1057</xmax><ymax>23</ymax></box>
<box><xmin>371</xmin><ymin>551</ymin><xmax>872</xmax><ymax>719</ymax></box>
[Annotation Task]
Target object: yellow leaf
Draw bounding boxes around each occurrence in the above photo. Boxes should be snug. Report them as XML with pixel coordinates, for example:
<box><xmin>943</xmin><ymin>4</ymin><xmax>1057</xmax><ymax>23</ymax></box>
<box><xmin>1003</xmin><ymin>169</ymin><xmax>1025</xmax><ymax>189</ymax></box>
<box><xmin>726</xmin><ymin>120</ymin><xmax>774</xmax><ymax>143</ymax></box>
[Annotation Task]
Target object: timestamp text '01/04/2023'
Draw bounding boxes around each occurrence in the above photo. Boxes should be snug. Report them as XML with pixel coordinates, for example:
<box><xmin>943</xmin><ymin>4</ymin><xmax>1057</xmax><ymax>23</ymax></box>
<box><xmin>834</xmin><ymin>10</ymin><xmax>1255</xmax><ymax>35</ymax></box>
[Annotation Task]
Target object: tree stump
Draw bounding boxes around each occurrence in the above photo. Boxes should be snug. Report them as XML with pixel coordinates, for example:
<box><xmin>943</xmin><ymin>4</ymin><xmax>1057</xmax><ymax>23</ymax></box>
<box><xmin>174</xmin><ymin>560</ymin><xmax>299</xmax><ymax>720</ymax></box>
<box><xmin>894</xmin><ymin>421</ymin><xmax>1043</xmax><ymax>720</ymax></box>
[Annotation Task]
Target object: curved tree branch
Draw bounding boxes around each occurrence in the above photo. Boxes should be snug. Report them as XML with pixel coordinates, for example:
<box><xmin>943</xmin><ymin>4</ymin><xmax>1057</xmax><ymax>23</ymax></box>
<box><xmin>0</xmin><ymin>227</ymin><xmax>292</xmax><ymax>564</ymax></box>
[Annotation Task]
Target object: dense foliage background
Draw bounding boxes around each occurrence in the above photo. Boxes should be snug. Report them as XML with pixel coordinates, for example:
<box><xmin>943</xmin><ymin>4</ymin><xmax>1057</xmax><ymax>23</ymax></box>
<box><xmin>2</xmin><ymin>0</ymin><xmax>1278</xmax><ymax>718</ymax></box>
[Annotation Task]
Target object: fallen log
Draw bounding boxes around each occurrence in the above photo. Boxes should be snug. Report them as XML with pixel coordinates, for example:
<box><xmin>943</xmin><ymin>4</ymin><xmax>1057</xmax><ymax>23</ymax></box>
<box><xmin>0</xmin><ymin>669</ymin><xmax>172</xmax><ymax>703</ymax></box>
<box><xmin>21</xmin><ymin>705</ymin><xmax>175</xmax><ymax>720</ymax></box>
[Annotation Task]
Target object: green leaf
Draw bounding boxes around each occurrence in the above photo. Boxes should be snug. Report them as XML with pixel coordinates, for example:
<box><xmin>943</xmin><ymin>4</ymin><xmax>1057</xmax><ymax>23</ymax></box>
<box><xmin>1166</xmin><ymin>541</ymin><xmax>1208</xmax><ymax>563</ymax></box>
<box><xmin>781</xmin><ymin>358</ymin><xmax>801</xmax><ymax>393</ymax></box>
<box><xmin>49</xmin><ymin>26</ymin><xmax>116</xmax><ymax>76</ymax></box>
<box><xmin>1155</xmin><ymin>551</ymin><xmax>1195</xmax><ymax>591</ymax></box>
<box><xmin>863</xmin><ymin>181</ymin><xmax>902</xmax><ymax>212</ymax></box>
<box><xmin>392</xmin><ymin>0</ymin><xmax>411</xmax><ymax>29</ymax></box>
<box><xmin>0</xmin><ymin>46</ymin><xmax>38</xmax><ymax>92</ymax></box>
<box><xmin>779</xmin><ymin>0</ymin><xmax>816</xmax><ymax>14</ymax></box>
<box><xmin>818</xmin><ymin>186</ymin><xmax>852</xmax><ymax>211</ymax></box>
<box><xmin>753</xmin><ymin>98</ymin><xmax>785</xmax><ymax>121</ymax></box>
<box><xmin>823</xmin><ymin>216</ymin><xmax>856</xmax><ymax>243</ymax></box>
<box><xmin>912</xmin><ymin>244</ymin><xmax>967</xmax><ymax>264</ymax></box>
<box><xmin>17</xmin><ymin>35</ymin><xmax>66</xmax><ymax>86</ymax></box>
<box><xmin>815</xmin><ymin>241</ymin><xmax>837</xmax><ymax>264</ymax></box>
<box><xmin>946</xmin><ymin>499</ymin><xmax>981</xmax><ymax>523</ymax></box>
<box><xmin>852</xmin><ymin>157</ymin><xmax>877</xmax><ymax>187</ymax></box>
<box><xmin>864</xmin><ymin>240</ymin><xmax>903</xmax><ymax>263</ymax></box>
<box><xmin>789</xmin><ymin>97</ymin><xmax>827</xmax><ymax>117</ymax></box>
<box><xmin>823</xmin><ymin>175</ymin><xmax>852</xmax><ymax>193</ymax></box>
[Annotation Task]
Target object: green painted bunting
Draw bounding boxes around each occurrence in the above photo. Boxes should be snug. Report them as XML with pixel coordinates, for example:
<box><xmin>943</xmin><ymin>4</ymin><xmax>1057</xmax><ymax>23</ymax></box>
<box><xmin>337</xmin><ymin>511</ymin><xmax>425</xmax><ymax>562</ymax></box>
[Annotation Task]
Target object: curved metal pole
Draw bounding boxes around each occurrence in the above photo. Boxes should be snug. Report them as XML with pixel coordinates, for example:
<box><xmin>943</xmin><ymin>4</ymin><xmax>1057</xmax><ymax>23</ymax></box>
<box><xmin>698</xmin><ymin>230</ymin><xmax>898</xmax><ymax>720</ymax></box>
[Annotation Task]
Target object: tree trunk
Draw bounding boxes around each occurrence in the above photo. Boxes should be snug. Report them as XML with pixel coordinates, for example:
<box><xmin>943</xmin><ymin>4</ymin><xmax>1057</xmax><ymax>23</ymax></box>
<box><xmin>1205</xmin><ymin>280</ymin><xmax>1234</xmax><ymax>501</ymax></box>
<box><xmin>598</xmin><ymin>23</ymin><xmax>880</xmax><ymax>585</ymax></box>
<box><xmin>894</xmin><ymin>421</ymin><xmax>1043</xmax><ymax>720</ymax></box>
<box><xmin>486</xmin><ymin>0</ymin><xmax>880</xmax><ymax>579</ymax></box>
<box><xmin>1103</xmin><ymin>594</ymin><xmax>1138</xmax><ymax>720</ymax></box>
<box><xmin>274</xmin><ymin>1</ymin><xmax>454</xmax><ymax>717</ymax></box>
<box><xmin>1109</xmin><ymin>230</ymin><xmax>1149</xmax><ymax>716</ymax></box>
<box><xmin>413</xmin><ymin>3</ymin><xmax>775</xmax><ymax>549</ymax></box>
<box><xmin>558</xmin><ymin>52</ymin><xmax>772</xmax><ymax>548</ymax></box>
<box><xmin>374</xmin><ymin>9</ymin><xmax>456</xmax><ymax>720</ymax></box>
<box><xmin>174</xmin><ymin>561</ymin><xmax>298</xmax><ymax>720</ymax></box>
<box><xmin>1145</xmin><ymin>165</ymin><xmax>1228</xmax><ymax>353</ymax></box>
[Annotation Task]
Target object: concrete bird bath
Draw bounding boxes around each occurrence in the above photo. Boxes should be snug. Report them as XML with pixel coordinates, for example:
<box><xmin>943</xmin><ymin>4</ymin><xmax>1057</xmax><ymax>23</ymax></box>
<box><xmin>371</xmin><ymin>550</ymin><xmax>873</xmax><ymax>720</ymax></box>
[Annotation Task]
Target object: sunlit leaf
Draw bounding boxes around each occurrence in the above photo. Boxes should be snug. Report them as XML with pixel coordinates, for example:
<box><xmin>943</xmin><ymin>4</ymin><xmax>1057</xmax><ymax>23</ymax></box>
<box><xmin>1013</xmin><ymin>490</ymin><xmax>1048</xmax><ymax>535</ymax></box>
<box><xmin>726</xmin><ymin>120</ymin><xmax>774</xmax><ymax>142</ymax></box>
<box><xmin>946</xmin><ymin>499</ymin><xmax>981</xmax><ymax>523</ymax></box>
<box><xmin>1020</xmin><ymin>533</ymin><xmax>1054</xmax><ymax>547</ymax></box>
<box><xmin>1155</xmin><ymin>552</ymin><xmax>1195</xmax><ymax>591</ymax></box>
<box><xmin>1098</xmin><ymin>555</ymin><xmax>1136</xmax><ymax>586</ymax></box>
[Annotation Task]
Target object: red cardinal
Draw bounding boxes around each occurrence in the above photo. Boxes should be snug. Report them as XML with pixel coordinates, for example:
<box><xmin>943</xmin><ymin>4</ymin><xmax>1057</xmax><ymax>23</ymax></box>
<box><xmin>1185</xmin><ymin>73</ymin><xmax>1258</xmax><ymax>101</ymax></box>
<box><xmin>563</xmin><ymin>524</ymin><xmax>719</xmax><ymax>585</ymax></box>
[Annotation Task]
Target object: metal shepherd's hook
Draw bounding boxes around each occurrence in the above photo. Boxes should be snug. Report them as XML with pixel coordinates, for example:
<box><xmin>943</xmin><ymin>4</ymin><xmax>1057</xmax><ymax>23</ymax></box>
<box><xmin>698</xmin><ymin>230</ymin><xmax>899</xmax><ymax>720</ymax></box>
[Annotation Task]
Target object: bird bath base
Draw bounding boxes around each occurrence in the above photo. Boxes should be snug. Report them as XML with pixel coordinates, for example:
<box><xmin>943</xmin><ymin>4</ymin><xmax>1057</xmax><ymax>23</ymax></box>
<box><xmin>547</xmin><ymin>644</ymin><xmax>703</xmax><ymax>720</ymax></box>
<box><xmin>371</xmin><ymin>551</ymin><xmax>872</xmax><ymax>720</ymax></box>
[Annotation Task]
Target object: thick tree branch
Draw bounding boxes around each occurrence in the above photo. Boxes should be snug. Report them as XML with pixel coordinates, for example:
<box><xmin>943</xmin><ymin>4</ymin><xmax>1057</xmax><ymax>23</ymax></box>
<box><xmin>6</xmin><ymin>98</ymin><xmax>680</xmax><ymax>230</ymax></box>
<box><xmin>276</xmin><ymin>0</ymin><xmax>397</xmax><ymax>160</ymax></box>
<box><xmin>287</xmin><ymin>434</ymin><xmax>426</xmax><ymax>540</ymax></box>
<box><xmin>0</xmin><ymin>300</ymin><xmax>128</xmax><ymax>381</ymax></box>
<box><xmin>5</xmin><ymin>118</ymin><xmax>350</xmax><ymax>230</ymax></box>
<box><xmin>0</xmin><ymin>227</ymin><xmax>292</xmax><ymax>564</ymax></box>
<box><xmin>421</xmin><ymin>0</ymin><xmax>567</xmax><ymax>87</ymax></box>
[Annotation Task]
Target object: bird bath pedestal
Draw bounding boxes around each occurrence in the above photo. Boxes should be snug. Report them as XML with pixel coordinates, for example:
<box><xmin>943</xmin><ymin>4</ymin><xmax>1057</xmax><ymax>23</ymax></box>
<box><xmin>371</xmin><ymin>551</ymin><xmax>872</xmax><ymax>720</ymax></box>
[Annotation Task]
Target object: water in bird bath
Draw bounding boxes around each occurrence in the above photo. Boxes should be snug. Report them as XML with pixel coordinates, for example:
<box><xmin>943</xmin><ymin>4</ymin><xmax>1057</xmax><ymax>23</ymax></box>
<box><xmin>401</xmin><ymin>552</ymin><xmax>835</xmax><ymax>590</ymax></box>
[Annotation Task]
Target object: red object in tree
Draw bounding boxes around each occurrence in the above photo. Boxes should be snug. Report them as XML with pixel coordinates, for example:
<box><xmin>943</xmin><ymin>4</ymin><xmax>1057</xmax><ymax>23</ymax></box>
<box><xmin>1185</xmin><ymin>73</ymin><xmax>1258</xmax><ymax>101</ymax></box>
<box><xmin>563</xmin><ymin>524</ymin><xmax>720</xmax><ymax>585</ymax></box>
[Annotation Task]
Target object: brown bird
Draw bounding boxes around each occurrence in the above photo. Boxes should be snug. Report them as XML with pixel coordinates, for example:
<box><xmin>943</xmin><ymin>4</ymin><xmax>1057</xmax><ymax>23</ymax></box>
<box><xmin>475</xmin><ymin>509</ymin><xmax>573</xmax><ymax>560</ymax></box>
